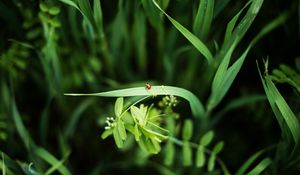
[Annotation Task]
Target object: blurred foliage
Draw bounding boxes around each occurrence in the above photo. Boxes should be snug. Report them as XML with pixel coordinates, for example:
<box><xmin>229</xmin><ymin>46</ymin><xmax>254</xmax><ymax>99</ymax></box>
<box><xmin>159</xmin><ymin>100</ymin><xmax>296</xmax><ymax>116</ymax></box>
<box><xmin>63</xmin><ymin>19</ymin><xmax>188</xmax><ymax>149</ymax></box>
<box><xmin>0</xmin><ymin>0</ymin><xmax>300</xmax><ymax>174</ymax></box>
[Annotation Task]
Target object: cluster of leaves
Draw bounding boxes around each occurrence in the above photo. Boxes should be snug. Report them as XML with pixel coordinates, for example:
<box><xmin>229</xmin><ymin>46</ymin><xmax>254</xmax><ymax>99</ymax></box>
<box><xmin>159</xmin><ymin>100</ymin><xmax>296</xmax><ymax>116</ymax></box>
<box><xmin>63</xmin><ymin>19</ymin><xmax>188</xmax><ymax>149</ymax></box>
<box><xmin>101</xmin><ymin>97</ymin><xmax>168</xmax><ymax>154</ymax></box>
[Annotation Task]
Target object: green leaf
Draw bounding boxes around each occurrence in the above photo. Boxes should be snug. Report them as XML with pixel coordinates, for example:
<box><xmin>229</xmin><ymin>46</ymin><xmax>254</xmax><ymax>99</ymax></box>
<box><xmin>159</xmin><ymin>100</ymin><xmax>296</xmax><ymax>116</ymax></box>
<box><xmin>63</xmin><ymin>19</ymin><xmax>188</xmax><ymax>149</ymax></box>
<box><xmin>182</xmin><ymin>119</ymin><xmax>193</xmax><ymax>141</ymax></box>
<box><xmin>200</xmin><ymin>131</ymin><xmax>214</xmax><ymax>146</ymax></box>
<box><xmin>113</xmin><ymin>128</ymin><xmax>123</xmax><ymax>148</ymax></box>
<box><xmin>93</xmin><ymin>0</ymin><xmax>104</xmax><ymax>35</ymax></box>
<box><xmin>213</xmin><ymin>141</ymin><xmax>224</xmax><ymax>154</ymax></box>
<box><xmin>196</xmin><ymin>145</ymin><xmax>205</xmax><ymax>167</ymax></box>
<box><xmin>220</xmin><ymin>0</ymin><xmax>263</xmax><ymax>59</ymax></box>
<box><xmin>134</xmin><ymin>124</ymin><xmax>141</xmax><ymax>141</ymax></box>
<box><xmin>49</xmin><ymin>6</ymin><xmax>60</xmax><ymax>15</ymax></box>
<box><xmin>207</xmin><ymin>153</ymin><xmax>216</xmax><ymax>172</ymax></box>
<box><xmin>152</xmin><ymin>0</ymin><xmax>213</xmax><ymax>64</ymax></box>
<box><xmin>193</xmin><ymin>0</ymin><xmax>214</xmax><ymax>39</ymax></box>
<box><xmin>35</xmin><ymin>147</ymin><xmax>71</xmax><ymax>175</ymax></box>
<box><xmin>65</xmin><ymin>85</ymin><xmax>205</xmax><ymax>118</ymax></box>
<box><xmin>131</xmin><ymin>106</ymin><xmax>145</xmax><ymax>125</ymax></box>
<box><xmin>246</xmin><ymin>158</ymin><xmax>272</xmax><ymax>175</ymax></box>
<box><xmin>236</xmin><ymin>149</ymin><xmax>265</xmax><ymax>175</ymax></box>
<box><xmin>40</xmin><ymin>2</ymin><xmax>49</xmax><ymax>12</ymax></box>
<box><xmin>115</xmin><ymin>97</ymin><xmax>123</xmax><ymax>117</ymax></box>
<box><xmin>117</xmin><ymin>119</ymin><xmax>127</xmax><ymax>141</ymax></box>
<box><xmin>164</xmin><ymin>141</ymin><xmax>175</xmax><ymax>166</ymax></box>
<box><xmin>258</xmin><ymin>61</ymin><xmax>300</xmax><ymax>152</ymax></box>
<box><xmin>141</xmin><ymin>0</ymin><xmax>162</xmax><ymax>30</ymax></box>
<box><xmin>182</xmin><ymin>141</ymin><xmax>192</xmax><ymax>166</ymax></box>
<box><xmin>101</xmin><ymin>129</ymin><xmax>113</xmax><ymax>139</ymax></box>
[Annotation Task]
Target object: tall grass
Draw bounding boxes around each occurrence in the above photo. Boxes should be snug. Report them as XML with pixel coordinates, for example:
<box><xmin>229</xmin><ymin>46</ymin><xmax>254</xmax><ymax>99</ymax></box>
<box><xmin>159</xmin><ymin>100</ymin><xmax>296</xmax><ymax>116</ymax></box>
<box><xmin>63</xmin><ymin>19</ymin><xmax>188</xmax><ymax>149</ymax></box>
<box><xmin>0</xmin><ymin>0</ymin><xmax>300</xmax><ymax>174</ymax></box>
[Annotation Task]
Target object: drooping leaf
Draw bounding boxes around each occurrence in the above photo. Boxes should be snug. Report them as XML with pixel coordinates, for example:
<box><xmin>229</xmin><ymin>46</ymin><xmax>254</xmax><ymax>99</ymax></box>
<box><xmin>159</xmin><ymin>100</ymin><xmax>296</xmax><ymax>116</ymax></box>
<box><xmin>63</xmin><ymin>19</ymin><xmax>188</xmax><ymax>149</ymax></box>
<box><xmin>117</xmin><ymin>119</ymin><xmax>127</xmax><ymax>141</ymax></box>
<box><xmin>164</xmin><ymin>141</ymin><xmax>175</xmax><ymax>166</ymax></box>
<box><xmin>113</xmin><ymin>128</ymin><xmax>123</xmax><ymax>148</ymax></box>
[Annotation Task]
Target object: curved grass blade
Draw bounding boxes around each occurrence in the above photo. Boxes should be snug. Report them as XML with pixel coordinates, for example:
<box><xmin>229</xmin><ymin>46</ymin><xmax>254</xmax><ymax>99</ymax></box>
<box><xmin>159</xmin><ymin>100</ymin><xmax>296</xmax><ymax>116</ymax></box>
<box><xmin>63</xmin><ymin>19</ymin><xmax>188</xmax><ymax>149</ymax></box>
<box><xmin>236</xmin><ymin>149</ymin><xmax>265</xmax><ymax>175</ymax></box>
<box><xmin>34</xmin><ymin>147</ymin><xmax>71</xmax><ymax>175</ymax></box>
<box><xmin>246</xmin><ymin>158</ymin><xmax>272</xmax><ymax>175</ymax></box>
<box><xmin>65</xmin><ymin>86</ymin><xmax>205</xmax><ymax>118</ymax></box>
<box><xmin>258</xmin><ymin>61</ymin><xmax>300</xmax><ymax>153</ymax></box>
<box><xmin>152</xmin><ymin>0</ymin><xmax>213</xmax><ymax>64</ymax></box>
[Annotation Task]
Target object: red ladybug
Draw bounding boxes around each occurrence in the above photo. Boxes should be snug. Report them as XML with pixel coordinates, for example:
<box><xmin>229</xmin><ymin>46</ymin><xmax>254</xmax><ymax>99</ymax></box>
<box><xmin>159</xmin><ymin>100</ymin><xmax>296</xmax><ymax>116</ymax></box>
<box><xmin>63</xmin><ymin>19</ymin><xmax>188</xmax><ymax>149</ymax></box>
<box><xmin>145</xmin><ymin>83</ymin><xmax>151</xmax><ymax>89</ymax></box>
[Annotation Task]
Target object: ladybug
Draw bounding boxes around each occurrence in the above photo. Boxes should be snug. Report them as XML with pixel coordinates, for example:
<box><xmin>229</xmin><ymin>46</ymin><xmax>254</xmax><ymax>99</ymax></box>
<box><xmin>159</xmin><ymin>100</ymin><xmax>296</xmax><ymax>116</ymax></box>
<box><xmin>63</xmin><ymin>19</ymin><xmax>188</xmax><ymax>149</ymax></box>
<box><xmin>145</xmin><ymin>83</ymin><xmax>151</xmax><ymax>89</ymax></box>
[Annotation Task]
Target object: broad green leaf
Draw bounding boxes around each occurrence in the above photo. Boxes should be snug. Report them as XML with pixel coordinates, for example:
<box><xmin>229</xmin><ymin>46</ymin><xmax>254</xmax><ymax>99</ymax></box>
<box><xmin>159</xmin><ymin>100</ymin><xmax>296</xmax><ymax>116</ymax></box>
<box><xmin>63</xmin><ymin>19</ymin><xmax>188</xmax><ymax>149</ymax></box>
<box><xmin>200</xmin><ymin>131</ymin><xmax>214</xmax><ymax>146</ymax></box>
<box><xmin>101</xmin><ymin>129</ymin><xmax>113</xmax><ymax>139</ymax></box>
<box><xmin>182</xmin><ymin>141</ymin><xmax>192</xmax><ymax>166</ymax></box>
<box><xmin>246</xmin><ymin>158</ymin><xmax>272</xmax><ymax>175</ymax></box>
<box><xmin>193</xmin><ymin>0</ymin><xmax>214</xmax><ymax>39</ymax></box>
<box><xmin>208</xmin><ymin>153</ymin><xmax>216</xmax><ymax>172</ymax></box>
<box><xmin>117</xmin><ymin>119</ymin><xmax>127</xmax><ymax>140</ymax></box>
<box><xmin>152</xmin><ymin>0</ymin><xmax>213</xmax><ymax>64</ymax></box>
<box><xmin>182</xmin><ymin>119</ymin><xmax>193</xmax><ymax>141</ymax></box>
<box><xmin>213</xmin><ymin>141</ymin><xmax>224</xmax><ymax>154</ymax></box>
<box><xmin>113</xmin><ymin>128</ymin><xmax>123</xmax><ymax>148</ymax></box>
<box><xmin>115</xmin><ymin>97</ymin><xmax>123</xmax><ymax>117</ymax></box>
<box><xmin>65</xmin><ymin>85</ymin><xmax>205</xmax><ymax>118</ymax></box>
<box><xmin>196</xmin><ymin>145</ymin><xmax>205</xmax><ymax>167</ymax></box>
<box><xmin>164</xmin><ymin>141</ymin><xmax>175</xmax><ymax>166</ymax></box>
<box><xmin>35</xmin><ymin>147</ymin><xmax>71</xmax><ymax>175</ymax></box>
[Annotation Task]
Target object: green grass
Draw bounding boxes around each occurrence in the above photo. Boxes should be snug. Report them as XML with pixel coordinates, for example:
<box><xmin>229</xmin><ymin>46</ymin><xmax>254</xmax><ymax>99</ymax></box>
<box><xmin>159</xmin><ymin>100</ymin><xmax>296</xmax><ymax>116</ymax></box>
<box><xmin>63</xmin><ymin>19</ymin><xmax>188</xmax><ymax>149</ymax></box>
<box><xmin>0</xmin><ymin>0</ymin><xmax>300</xmax><ymax>174</ymax></box>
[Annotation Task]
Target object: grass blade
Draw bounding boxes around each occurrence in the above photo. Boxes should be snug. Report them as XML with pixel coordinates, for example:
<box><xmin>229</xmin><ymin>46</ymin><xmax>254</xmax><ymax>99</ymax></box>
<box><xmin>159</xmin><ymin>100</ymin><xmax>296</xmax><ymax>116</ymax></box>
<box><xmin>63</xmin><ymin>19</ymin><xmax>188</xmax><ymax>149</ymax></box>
<box><xmin>35</xmin><ymin>147</ymin><xmax>71</xmax><ymax>175</ymax></box>
<box><xmin>152</xmin><ymin>0</ymin><xmax>213</xmax><ymax>64</ymax></box>
<box><xmin>193</xmin><ymin>0</ymin><xmax>215</xmax><ymax>39</ymax></box>
<box><xmin>246</xmin><ymin>158</ymin><xmax>272</xmax><ymax>175</ymax></box>
<box><xmin>65</xmin><ymin>85</ymin><xmax>205</xmax><ymax>118</ymax></box>
<box><xmin>257</xmin><ymin>61</ymin><xmax>300</xmax><ymax>153</ymax></box>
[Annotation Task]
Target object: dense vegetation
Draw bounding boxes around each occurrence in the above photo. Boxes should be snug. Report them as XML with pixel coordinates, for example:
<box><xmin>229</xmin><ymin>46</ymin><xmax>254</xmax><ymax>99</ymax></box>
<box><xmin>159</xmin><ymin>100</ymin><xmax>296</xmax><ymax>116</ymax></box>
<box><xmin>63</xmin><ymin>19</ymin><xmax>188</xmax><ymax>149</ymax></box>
<box><xmin>0</xmin><ymin>0</ymin><xmax>300</xmax><ymax>174</ymax></box>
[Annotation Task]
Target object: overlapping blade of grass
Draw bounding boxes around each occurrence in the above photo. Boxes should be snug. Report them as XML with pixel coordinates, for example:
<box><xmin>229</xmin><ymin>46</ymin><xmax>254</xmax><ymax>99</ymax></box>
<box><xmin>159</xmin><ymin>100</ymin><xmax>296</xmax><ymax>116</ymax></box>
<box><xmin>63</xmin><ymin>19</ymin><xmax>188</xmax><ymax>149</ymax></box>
<box><xmin>208</xmin><ymin>8</ymin><xmax>290</xmax><ymax>111</ymax></box>
<box><xmin>219</xmin><ymin>0</ymin><xmax>263</xmax><ymax>59</ymax></box>
<box><xmin>257</xmin><ymin>61</ymin><xmax>300</xmax><ymax>153</ymax></box>
<box><xmin>0</xmin><ymin>151</ymin><xmax>23</xmax><ymax>175</ymax></box>
<box><xmin>246</xmin><ymin>158</ymin><xmax>272</xmax><ymax>175</ymax></box>
<box><xmin>35</xmin><ymin>147</ymin><xmax>71</xmax><ymax>175</ymax></box>
<box><xmin>236</xmin><ymin>148</ymin><xmax>269</xmax><ymax>175</ymax></box>
<box><xmin>152</xmin><ymin>0</ymin><xmax>213</xmax><ymax>64</ymax></box>
<box><xmin>65</xmin><ymin>86</ymin><xmax>205</xmax><ymax>118</ymax></box>
<box><xmin>193</xmin><ymin>0</ymin><xmax>214</xmax><ymax>39</ymax></box>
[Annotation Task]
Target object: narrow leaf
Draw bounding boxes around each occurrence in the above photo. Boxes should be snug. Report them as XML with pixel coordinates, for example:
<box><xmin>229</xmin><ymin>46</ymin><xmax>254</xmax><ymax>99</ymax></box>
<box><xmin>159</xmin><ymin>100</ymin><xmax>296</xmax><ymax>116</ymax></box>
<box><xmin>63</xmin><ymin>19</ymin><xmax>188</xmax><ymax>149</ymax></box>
<box><xmin>200</xmin><ymin>131</ymin><xmax>214</xmax><ymax>146</ymax></box>
<box><xmin>113</xmin><ymin>128</ymin><xmax>123</xmax><ymax>148</ymax></box>
<box><xmin>196</xmin><ymin>145</ymin><xmax>205</xmax><ymax>167</ymax></box>
<box><xmin>152</xmin><ymin>0</ymin><xmax>213</xmax><ymax>64</ymax></box>
<box><xmin>208</xmin><ymin>153</ymin><xmax>216</xmax><ymax>172</ymax></box>
<box><xmin>246</xmin><ymin>158</ymin><xmax>272</xmax><ymax>175</ymax></box>
<box><xmin>183</xmin><ymin>141</ymin><xmax>192</xmax><ymax>166</ymax></box>
<box><xmin>164</xmin><ymin>141</ymin><xmax>175</xmax><ymax>166</ymax></box>
<box><xmin>65</xmin><ymin>85</ymin><xmax>205</xmax><ymax>118</ymax></box>
<box><xmin>115</xmin><ymin>97</ymin><xmax>123</xmax><ymax>117</ymax></box>
<box><xmin>182</xmin><ymin>119</ymin><xmax>193</xmax><ymax>141</ymax></box>
<box><xmin>117</xmin><ymin>120</ymin><xmax>127</xmax><ymax>140</ymax></box>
